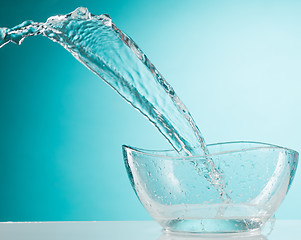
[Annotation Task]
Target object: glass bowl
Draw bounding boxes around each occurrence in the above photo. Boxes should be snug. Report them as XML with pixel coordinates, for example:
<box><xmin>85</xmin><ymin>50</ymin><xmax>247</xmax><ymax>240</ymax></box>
<box><xmin>122</xmin><ymin>141</ymin><xmax>298</xmax><ymax>234</ymax></box>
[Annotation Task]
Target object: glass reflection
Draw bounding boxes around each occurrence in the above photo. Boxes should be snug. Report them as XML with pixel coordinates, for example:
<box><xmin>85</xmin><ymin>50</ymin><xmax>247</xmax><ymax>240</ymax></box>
<box><xmin>158</xmin><ymin>231</ymin><xmax>267</xmax><ymax>240</ymax></box>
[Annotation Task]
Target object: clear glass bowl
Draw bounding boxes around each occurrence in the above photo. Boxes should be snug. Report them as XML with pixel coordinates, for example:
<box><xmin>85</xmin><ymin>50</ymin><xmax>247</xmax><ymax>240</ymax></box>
<box><xmin>122</xmin><ymin>141</ymin><xmax>298</xmax><ymax>234</ymax></box>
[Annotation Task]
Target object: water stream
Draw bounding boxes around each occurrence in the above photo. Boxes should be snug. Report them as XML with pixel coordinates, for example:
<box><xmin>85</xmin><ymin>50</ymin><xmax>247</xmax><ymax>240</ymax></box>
<box><xmin>0</xmin><ymin>7</ymin><xmax>229</xmax><ymax>200</ymax></box>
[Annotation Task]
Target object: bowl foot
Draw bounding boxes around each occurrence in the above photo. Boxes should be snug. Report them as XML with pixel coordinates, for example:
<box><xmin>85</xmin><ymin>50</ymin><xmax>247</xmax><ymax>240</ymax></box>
<box><xmin>161</xmin><ymin>218</ymin><xmax>263</xmax><ymax>234</ymax></box>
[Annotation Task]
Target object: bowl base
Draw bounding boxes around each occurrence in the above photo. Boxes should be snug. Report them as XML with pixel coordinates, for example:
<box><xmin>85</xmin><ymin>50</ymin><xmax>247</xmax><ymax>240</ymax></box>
<box><xmin>161</xmin><ymin>218</ymin><xmax>263</xmax><ymax>234</ymax></box>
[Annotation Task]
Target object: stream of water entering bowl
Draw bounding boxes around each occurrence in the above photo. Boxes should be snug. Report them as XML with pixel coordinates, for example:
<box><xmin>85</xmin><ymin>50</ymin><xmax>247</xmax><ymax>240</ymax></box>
<box><xmin>0</xmin><ymin>7</ymin><xmax>229</xmax><ymax>201</ymax></box>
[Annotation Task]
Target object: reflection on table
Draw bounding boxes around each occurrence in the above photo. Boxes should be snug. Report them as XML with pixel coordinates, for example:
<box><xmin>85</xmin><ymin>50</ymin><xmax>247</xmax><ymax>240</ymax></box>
<box><xmin>0</xmin><ymin>220</ymin><xmax>299</xmax><ymax>240</ymax></box>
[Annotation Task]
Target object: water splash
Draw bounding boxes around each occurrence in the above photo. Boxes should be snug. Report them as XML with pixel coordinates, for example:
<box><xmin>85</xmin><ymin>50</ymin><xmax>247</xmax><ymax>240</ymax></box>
<box><xmin>0</xmin><ymin>7</ymin><xmax>229</xmax><ymax>200</ymax></box>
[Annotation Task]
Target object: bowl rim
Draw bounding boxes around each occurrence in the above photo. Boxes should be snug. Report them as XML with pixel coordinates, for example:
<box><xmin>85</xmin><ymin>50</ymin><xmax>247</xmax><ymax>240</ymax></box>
<box><xmin>122</xmin><ymin>141</ymin><xmax>299</xmax><ymax>160</ymax></box>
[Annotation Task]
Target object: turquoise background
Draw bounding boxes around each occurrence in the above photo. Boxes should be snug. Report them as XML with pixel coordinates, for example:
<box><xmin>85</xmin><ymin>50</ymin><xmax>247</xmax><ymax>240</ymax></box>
<box><xmin>0</xmin><ymin>0</ymin><xmax>300</xmax><ymax>221</ymax></box>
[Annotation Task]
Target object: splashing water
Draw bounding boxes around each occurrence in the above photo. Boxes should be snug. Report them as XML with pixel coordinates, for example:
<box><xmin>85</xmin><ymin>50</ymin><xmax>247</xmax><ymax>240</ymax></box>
<box><xmin>0</xmin><ymin>7</ymin><xmax>229</xmax><ymax>200</ymax></box>
<box><xmin>0</xmin><ymin>7</ymin><xmax>205</xmax><ymax>156</ymax></box>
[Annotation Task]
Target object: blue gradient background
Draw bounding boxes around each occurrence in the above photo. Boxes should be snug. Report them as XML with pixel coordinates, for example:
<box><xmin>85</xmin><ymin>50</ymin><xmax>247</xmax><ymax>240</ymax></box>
<box><xmin>0</xmin><ymin>0</ymin><xmax>300</xmax><ymax>221</ymax></box>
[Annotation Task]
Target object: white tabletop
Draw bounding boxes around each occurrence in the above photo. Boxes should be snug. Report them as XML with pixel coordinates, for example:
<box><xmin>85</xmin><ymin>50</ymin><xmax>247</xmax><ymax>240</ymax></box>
<box><xmin>0</xmin><ymin>220</ymin><xmax>299</xmax><ymax>240</ymax></box>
